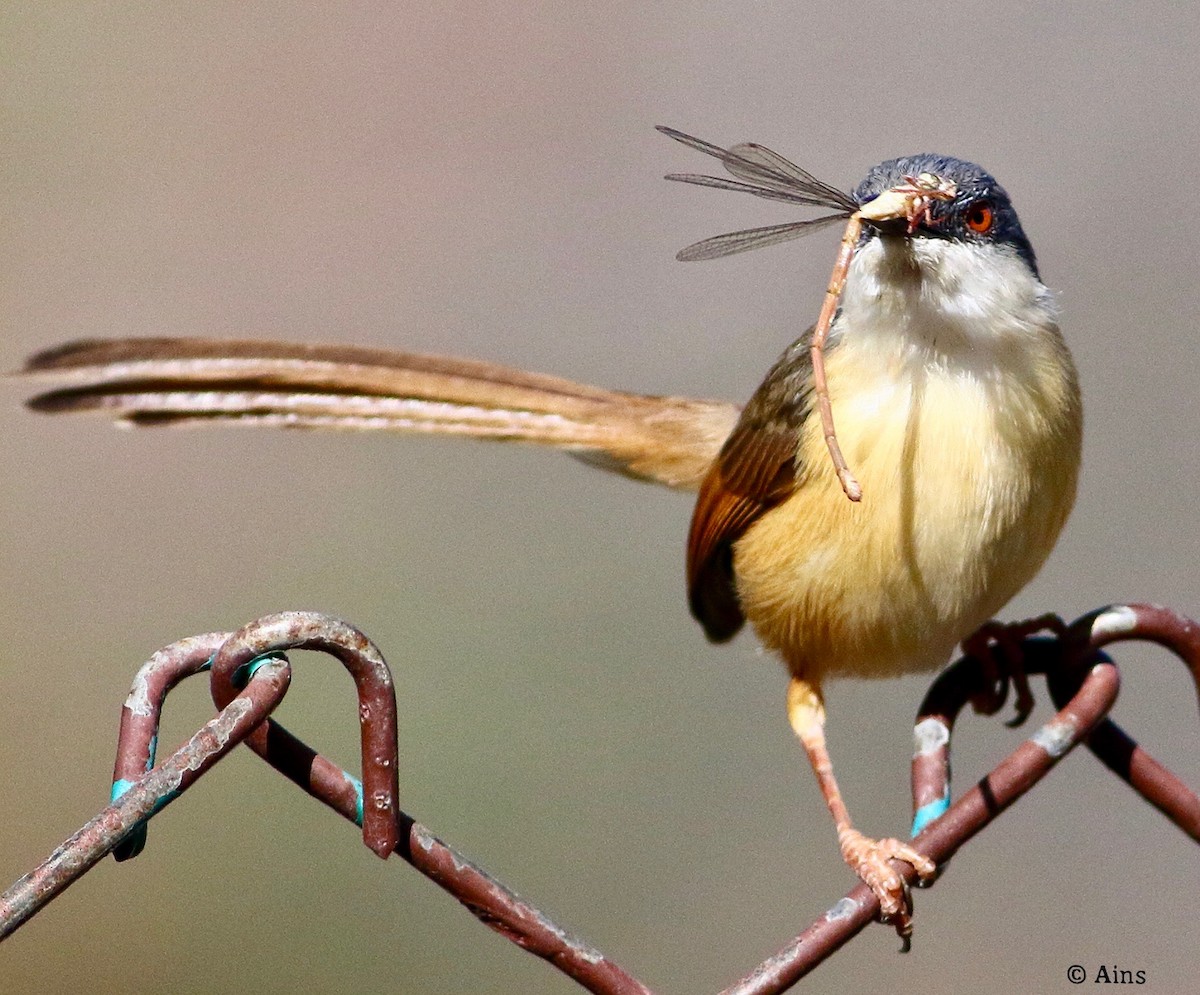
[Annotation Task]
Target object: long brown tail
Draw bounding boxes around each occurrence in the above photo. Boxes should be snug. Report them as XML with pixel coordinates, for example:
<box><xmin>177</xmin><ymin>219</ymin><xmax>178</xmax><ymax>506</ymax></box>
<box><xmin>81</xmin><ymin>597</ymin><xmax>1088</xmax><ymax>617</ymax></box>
<box><xmin>22</xmin><ymin>338</ymin><xmax>738</xmax><ymax>491</ymax></box>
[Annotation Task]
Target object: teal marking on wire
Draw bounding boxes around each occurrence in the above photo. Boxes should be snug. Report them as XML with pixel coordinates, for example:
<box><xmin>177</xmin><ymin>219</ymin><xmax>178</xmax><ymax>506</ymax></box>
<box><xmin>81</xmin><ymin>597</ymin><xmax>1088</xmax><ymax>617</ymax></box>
<box><xmin>231</xmin><ymin>651</ymin><xmax>287</xmax><ymax>689</ymax></box>
<box><xmin>111</xmin><ymin>778</ymin><xmax>161</xmax><ymax>860</ymax></box>
<box><xmin>911</xmin><ymin>793</ymin><xmax>950</xmax><ymax>836</ymax></box>
<box><xmin>344</xmin><ymin>772</ymin><xmax>365</xmax><ymax>827</ymax></box>
<box><xmin>111</xmin><ymin>778</ymin><xmax>136</xmax><ymax>803</ymax></box>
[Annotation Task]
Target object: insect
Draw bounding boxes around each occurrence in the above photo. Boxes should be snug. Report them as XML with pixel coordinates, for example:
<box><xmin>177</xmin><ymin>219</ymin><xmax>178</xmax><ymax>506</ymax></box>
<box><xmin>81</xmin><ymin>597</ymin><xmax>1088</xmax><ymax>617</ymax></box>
<box><xmin>658</xmin><ymin>128</ymin><xmax>956</xmax><ymax>501</ymax></box>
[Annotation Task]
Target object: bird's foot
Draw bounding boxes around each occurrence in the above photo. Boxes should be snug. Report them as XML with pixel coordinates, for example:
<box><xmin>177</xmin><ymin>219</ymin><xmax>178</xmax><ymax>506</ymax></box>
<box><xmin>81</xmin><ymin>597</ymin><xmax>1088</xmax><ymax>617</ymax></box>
<box><xmin>963</xmin><ymin>614</ymin><xmax>1066</xmax><ymax>726</ymax></box>
<box><xmin>838</xmin><ymin>827</ymin><xmax>936</xmax><ymax>946</ymax></box>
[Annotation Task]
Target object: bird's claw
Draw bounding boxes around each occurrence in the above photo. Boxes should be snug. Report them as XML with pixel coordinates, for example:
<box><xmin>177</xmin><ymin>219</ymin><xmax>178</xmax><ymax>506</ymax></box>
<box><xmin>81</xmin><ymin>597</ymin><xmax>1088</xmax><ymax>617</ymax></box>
<box><xmin>839</xmin><ymin>828</ymin><xmax>937</xmax><ymax>946</ymax></box>
<box><xmin>963</xmin><ymin>614</ymin><xmax>1067</xmax><ymax>725</ymax></box>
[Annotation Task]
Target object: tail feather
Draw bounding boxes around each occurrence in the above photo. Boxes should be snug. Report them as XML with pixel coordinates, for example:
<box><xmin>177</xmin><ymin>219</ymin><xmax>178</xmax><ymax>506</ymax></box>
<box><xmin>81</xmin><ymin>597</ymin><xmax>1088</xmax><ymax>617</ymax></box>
<box><xmin>22</xmin><ymin>338</ymin><xmax>738</xmax><ymax>491</ymax></box>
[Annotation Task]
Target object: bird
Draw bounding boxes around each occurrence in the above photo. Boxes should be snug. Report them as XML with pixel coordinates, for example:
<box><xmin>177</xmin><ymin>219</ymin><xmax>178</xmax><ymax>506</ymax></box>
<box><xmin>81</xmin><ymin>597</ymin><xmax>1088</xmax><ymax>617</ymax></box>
<box><xmin>20</xmin><ymin>128</ymin><xmax>1082</xmax><ymax>937</ymax></box>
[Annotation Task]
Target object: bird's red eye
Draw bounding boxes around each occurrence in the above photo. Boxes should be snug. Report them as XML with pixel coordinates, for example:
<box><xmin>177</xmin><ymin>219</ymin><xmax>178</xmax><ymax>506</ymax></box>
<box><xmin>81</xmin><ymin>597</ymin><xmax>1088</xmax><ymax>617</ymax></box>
<box><xmin>965</xmin><ymin>201</ymin><xmax>994</xmax><ymax>234</ymax></box>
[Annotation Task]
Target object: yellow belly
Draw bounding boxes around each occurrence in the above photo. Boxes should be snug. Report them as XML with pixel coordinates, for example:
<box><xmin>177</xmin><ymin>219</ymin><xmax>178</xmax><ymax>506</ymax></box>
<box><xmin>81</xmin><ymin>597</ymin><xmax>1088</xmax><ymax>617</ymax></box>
<box><xmin>732</xmin><ymin>331</ymin><xmax>1081</xmax><ymax>682</ymax></box>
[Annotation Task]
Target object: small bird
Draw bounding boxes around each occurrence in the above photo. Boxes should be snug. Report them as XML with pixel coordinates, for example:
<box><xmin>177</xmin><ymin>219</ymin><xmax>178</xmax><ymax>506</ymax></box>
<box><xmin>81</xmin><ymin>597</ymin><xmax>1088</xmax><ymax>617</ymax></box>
<box><xmin>21</xmin><ymin>129</ymin><xmax>1082</xmax><ymax>936</ymax></box>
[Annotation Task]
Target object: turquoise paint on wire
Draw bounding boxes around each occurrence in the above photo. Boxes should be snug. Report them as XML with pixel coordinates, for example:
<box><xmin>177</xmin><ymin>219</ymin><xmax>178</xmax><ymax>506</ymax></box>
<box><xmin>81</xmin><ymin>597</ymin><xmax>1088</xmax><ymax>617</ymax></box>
<box><xmin>110</xmin><ymin>778</ymin><xmax>137</xmax><ymax>803</ymax></box>
<box><xmin>231</xmin><ymin>651</ymin><xmax>286</xmax><ymax>690</ymax></box>
<box><xmin>110</xmin><ymin>776</ymin><xmax>175</xmax><ymax>860</ymax></box>
<box><xmin>110</xmin><ymin>654</ymin><xmax>228</xmax><ymax>861</ymax></box>
<box><xmin>216</xmin><ymin>653</ymin><xmax>367</xmax><ymax>832</ymax></box>
<box><xmin>345</xmin><ymin>772</ymin><xmax>365</xmax><ymax>827</ymax></box>
<box><xmin>113</xmin><ymin>651</ymin><xmax>320</xmax><ymax>859</ymax></box>
<box><xmin>911</xmin><ymin>793</ymin><xmax>950</xmax><ymax>836</ymax></box>
<box><xmin>112</xmin><ymin>720</ymin><xmax>158</xmax><ymax>859</ymax></box>
<box><xmin>111</xmin><ymin>777</ymin><xmax>179</xmax><ymax>814</ymax></box>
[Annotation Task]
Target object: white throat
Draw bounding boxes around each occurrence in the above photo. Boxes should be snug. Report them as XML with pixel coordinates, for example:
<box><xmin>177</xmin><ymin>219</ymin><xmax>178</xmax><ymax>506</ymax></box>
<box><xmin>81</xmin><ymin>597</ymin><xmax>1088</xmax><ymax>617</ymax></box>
<box><xmin>836</xmin><ymin>235</ymin><xmax>1058</xmax><ymax>377</ymax></box>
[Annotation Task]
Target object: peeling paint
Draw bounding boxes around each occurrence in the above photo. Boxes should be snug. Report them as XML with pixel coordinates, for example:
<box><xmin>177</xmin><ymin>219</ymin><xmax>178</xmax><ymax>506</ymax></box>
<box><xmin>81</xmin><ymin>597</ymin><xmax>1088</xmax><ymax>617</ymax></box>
<box><xmin>413</xmin><ymin>826</ymin><xmax>437</xmax><ymax>853</ymax></box>
<box><xmin>214</xmin><ymin>698</ymin><xmax>254</xmax><ymax>745</ymax></box>
<box><xmin>534</xmin><ymin>910</ymin><xmax>568</xmax><ymax>943</ymax></box>
<box><xmin>1091</xmin><ymin>605</ymin><xmax>1138</xmax><ymax>639</ymax></box>
<box><xmin>160</xmin><ymin>767</ymin><xmax>185</xmax><ymax>792</ymax></box>
<box><xmin>825</xmin><ymin>896</ymin><xmax>860</xmax><ymax>922</ymax></box>
<box><xmin>123</xmin><ymin>664</ymin><xmax>157</xmax><ymax>717</ymax></box>
<box><xmin>572</xmin><ymin>942</ymin><xmax>605</xmax><ymax>965</ymax></box>
<box><xmin>533</xmin><ymin>911</ymin><xmax>605</xmax><ymax>964</ymax></box>
<box><xmin>1031</xmin><ymin>716</ymin><xmax>1076</xmax><ymax>757</ymax></box>
<box><xmin>913</xmin><ymin>717</ymin><xmax>950</xmax><ymax>757</ymax></box>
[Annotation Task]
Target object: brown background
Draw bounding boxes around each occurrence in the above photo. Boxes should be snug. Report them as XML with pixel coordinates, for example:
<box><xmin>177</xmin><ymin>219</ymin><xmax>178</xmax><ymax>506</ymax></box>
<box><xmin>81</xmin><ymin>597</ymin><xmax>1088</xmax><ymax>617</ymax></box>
<box><xmin>3</xmin><ymin>3</ymin><xmax>1199</xmax><ymax>993</ymax></box>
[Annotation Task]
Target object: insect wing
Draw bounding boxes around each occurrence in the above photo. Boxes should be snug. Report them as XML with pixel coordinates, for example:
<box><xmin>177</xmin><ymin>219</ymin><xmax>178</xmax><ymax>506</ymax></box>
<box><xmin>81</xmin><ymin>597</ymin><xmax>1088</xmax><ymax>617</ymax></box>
<box><xmin>724</xmin><ymin>143</ymin><xmax>858</xmax><ymax>211</ymax></box>
<box><xmin>665</xmin><ymin>172</ymin><xmax>851</xmax><ymax>210</ymax></box>
<box><xmin>675</xmin><ymin>215</ymin><xmax>847</xmax><ymax>261</ymax></box>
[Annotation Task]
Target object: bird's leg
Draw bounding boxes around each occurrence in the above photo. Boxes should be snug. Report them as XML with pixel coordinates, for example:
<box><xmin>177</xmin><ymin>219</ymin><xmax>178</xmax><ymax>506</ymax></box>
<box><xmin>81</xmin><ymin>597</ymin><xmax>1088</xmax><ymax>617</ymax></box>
<box><xmin>787</xmin><ymin>677</ymin><xmax>937</xmax><ymax>944</ymax></box>
<box><xmin>962</xmin><ymin>613</ymin><xmax>1067</xmax><ymax>726</ymax></box>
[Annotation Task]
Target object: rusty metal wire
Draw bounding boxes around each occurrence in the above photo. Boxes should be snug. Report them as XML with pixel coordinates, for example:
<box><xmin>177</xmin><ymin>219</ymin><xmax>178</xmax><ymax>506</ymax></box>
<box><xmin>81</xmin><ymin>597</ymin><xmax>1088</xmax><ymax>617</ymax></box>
<box><xmin>1051</xmin><ymin>604</ymin><xmax>1200</xmax><ymax>839</ymax></box>
<box><xmin>0</xmin><ymin>654</ymin><xmax>292</xmax><ymax>940</ymax></box>
<box><xmin>0</xmin><ymin>603</ymin><xmax>1196</xmax><ymax>994</ymax></box>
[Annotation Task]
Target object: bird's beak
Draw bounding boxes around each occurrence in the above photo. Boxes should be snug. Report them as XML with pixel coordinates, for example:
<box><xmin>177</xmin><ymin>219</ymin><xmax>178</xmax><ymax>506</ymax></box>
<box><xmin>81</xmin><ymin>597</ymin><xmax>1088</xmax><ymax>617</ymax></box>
<box><xmin>858</xmin><ymin>216</ymin><xmax>915</xmax><ymax>237</ymax></box>
<box><xmin>854</xmin><ymin>173</ymin><xmax>957</xmax><ymax>239</ymax></box>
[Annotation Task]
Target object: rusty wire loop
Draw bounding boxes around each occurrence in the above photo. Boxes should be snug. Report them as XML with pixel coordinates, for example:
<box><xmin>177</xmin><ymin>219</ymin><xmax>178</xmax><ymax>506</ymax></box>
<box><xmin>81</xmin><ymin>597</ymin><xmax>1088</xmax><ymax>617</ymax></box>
<box><xmin>109</xmin><ymin>630</ymin><xmax>234</xmax><ymax>860</ymax></box>
<box><xmin>0</xmin><ymin>654</ymin><xmax>292</xmax><ymax>940</ymax></box>
<box><xmin>0</xmin><ymin>605</ymin><xmax>1197</xmax><ymax>995</ymax></box>
<box><xmin>206</xmin><ymin>612</ymin><xmax>403</xmax><ymax>858</ymax></box>
<box><xmin>1051</xmin><ymin>604</ymin><xmax>1200</xmax><ymax>839</ymax></box>
<box><xmin>203</xmin><ymin>614</ymin><xmax>652</xmax><ymax>995</ymax></box>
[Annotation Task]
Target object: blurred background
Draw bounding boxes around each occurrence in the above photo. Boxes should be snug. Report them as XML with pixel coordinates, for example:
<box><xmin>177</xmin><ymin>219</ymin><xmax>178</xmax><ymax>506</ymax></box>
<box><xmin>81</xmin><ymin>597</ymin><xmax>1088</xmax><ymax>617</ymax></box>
<box><xmin>4</xmin><ymin>2</ymin><xmax>1199</xmax><ymax>992</ymax></box>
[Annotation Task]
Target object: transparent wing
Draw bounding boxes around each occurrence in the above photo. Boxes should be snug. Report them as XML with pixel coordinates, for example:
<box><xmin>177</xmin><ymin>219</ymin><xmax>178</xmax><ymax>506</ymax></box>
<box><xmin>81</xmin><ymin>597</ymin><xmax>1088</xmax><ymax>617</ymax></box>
<box><xmin>656</xmin><ymin>126</ymin><xmax>737</xmax><ymax>164</ymax></box>
<box><xmin>725</xmin><ymin>142</ymin><xmax>857</xmax><ymax>209</ymax></box>
<box><xmin>675</xmin><ymin>215</ymin><xmax>848</xmax><ymax>262</ymax></box>
<box><xmin>657</xmin><ymin>126</ymin><xmax>858</xmax><ymax>212</ymax></box>
<box><xmin>665</xmin><ymin>172</ymin><xmax>854</xmax><ymax>211</ymax></box>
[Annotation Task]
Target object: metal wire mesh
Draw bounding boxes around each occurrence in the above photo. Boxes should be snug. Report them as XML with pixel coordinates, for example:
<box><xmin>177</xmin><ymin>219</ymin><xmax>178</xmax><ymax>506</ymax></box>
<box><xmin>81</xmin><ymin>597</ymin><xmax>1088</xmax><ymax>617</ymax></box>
<box><xmin>1</xmin><ymin>603</ymin><xmax>1196</xmax><ymax>994</ymax></box>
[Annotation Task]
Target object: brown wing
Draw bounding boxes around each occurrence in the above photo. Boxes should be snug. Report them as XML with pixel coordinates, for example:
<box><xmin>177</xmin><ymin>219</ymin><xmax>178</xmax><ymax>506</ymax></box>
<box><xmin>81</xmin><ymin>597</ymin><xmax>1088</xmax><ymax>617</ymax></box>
<box><xmin>686</xmin><ymin>332</ymin><xmax>815</xmax><ymax>642</ymax></box>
